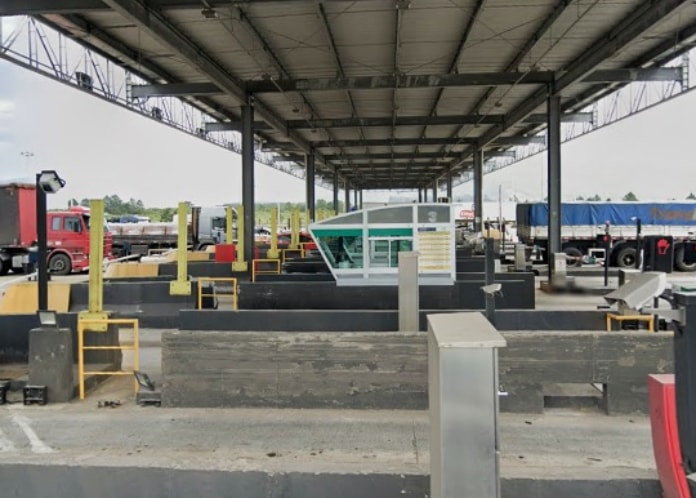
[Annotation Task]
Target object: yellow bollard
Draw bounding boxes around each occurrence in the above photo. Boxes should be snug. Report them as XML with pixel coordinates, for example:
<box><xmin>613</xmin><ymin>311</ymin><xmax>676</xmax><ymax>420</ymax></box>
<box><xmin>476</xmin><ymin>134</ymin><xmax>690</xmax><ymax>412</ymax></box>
<box><xmin>267</xmin><ymin>207</ymin><xmax>280</xmax><ymax>259</ymax></box>
<box><xmin>78</xmin><ymin>198</ymin><xmax>108</xmax><ymax>332</ymax></box>
<box><xmin>169</xmin><ymin>202</ymin><xmax>191</xmax><ymax>295</ymax></box>
<box><xmin>290</xmin><ymin>210</ymin><xmax>300</xmax><ymax>250</ymax></box>
<box><xmin>232</xmin><ymin>205</ymin><xmax>248</xmax><ymax>271</ymax></box>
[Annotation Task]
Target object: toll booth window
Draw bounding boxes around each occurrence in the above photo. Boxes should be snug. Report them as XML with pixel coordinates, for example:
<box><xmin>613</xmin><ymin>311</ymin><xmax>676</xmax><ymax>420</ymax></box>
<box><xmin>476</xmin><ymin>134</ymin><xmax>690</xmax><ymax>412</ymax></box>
<box><xmin>367</xmin><ymin>206</ymin><xmax>412</xmax><ymax>224</ymax></box>
<box><xmin>64</xmin><ymin>217</ymin><xmax>82</xmax><ymax>233</ymax></box>
<box><xmin>326</xmin><ymin>212</ymin><xmax>362</xmax><ymax>225</ymax></box>
<box><xmin>314</xmin><ymin>232</ymin><xmax>363</xmax><ymax>269</ymax></box>
<box><xmin>418</xmin><ymin>205</ymin><xmax>450</xmax><ymax>223</ymax></box>
<box><xmin>369</xmin><ymin>238</ymin><xmax>413</xmax><ymax>268</ymax></box>
<box><xmin>51</xmin><ymin>217</ymin><xmax>61</xmax><ymax>231</ymax></box>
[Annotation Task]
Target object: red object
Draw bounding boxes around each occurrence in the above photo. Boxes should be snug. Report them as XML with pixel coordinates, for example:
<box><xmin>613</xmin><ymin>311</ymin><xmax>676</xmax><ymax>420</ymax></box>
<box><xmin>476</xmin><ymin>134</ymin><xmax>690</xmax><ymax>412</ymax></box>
<box><xmin>648</xmin><ymin>374</ymin><xmax>690</xmax><ymax>498</ymax></box>
<box><xmin>657</xmin><ymin>238</ymin><xmax>671</xmax><ymax>256</ymax></box>
<box><xmin>17</xmin><ymin>185</ymin><xmax>37</xmax><ymax>246</ymax></box>
<box><xmin>215</xmin><ymin>244</ymin><xmax>236</xmax><ymax>263</ymax></box>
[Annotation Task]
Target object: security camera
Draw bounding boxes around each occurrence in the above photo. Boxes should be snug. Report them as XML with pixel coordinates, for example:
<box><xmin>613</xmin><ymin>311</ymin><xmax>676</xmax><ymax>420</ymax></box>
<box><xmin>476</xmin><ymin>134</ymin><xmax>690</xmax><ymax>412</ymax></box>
<box><xmin>37</xmin><ymin>170</ymin><xmax>66</xmax><ymax>194</ymax></box>
<box><xmin>481</xmin><ymin>283</ymin><xmax>502</xmax><ymax>295</ymax></box>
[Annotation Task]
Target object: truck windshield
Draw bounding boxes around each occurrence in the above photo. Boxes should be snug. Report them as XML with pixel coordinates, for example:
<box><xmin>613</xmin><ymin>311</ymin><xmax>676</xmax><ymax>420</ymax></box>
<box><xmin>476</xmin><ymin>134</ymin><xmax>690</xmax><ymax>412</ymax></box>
<box><xmin>82</xmin><ymin>214</ymin><xmax>108</xmax><ymax>232</ymax></box>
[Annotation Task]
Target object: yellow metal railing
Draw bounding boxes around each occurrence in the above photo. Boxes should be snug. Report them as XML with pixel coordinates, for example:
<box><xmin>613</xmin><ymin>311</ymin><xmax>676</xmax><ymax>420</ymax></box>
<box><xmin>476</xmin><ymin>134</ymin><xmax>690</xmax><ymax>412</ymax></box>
<box><xmin>197</xmin><ymin>277</ymin><xmax>238</xmax><ymax>310</ymax></box>
<box><xmin>281</xmin><ymin>248</ymin><xmax>305</xmax><ymax>264</ymax></box>
<box><xmin>251</xmin><ymin>259</ymin><xmax>281</xmax><ymax>282</ymax></box>
<box><xmin>78</xmin><ymin>318</ymin><xmax>139</xmax><ymax>400</ymax></box>
<box><xmin>606</xmin><ymin>313</ymin><xmax>655</xmax><ymax>332</ymax></box>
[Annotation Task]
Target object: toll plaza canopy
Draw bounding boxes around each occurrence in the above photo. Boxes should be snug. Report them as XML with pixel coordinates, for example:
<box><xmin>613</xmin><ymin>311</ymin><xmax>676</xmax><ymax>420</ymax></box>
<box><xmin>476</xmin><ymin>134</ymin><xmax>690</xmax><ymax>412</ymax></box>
<box><xmin>3</xmin><ymin>0</ymin><xmax>696</xmax><ymax>191</ymax></box>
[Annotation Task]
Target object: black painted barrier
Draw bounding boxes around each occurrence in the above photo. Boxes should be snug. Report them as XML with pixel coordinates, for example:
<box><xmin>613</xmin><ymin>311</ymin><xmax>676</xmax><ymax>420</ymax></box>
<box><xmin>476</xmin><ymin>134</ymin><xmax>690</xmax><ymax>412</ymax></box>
<box><xmin>238</xmin><ymin>279</ymin><xmax>534</xmax><ymax>310</ymax></box>
<box><xmin>0</xmin><ymin>313</ymin><xmax>120</xmax><ymax>367</ymax></box>
<box><xmin>157</xmin><ymin>262</ymin><xmax>247</xmax><ymax>279</ymax></box>
<box><xmin>456</xmin><ymin>257</ymin><xmax>486</xmax><ymax>273</ymax></box>
<box><xmin>495</xmin><ymin>310</ymin><xmax>607</xmax><ymax>331</ymax></box>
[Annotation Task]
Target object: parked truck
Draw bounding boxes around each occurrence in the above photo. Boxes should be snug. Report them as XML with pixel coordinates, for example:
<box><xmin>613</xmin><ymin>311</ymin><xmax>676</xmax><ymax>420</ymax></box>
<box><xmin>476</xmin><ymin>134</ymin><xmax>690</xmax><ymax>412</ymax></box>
<box><xmin>108</xmin><ymin>206</ymin><xmax>236</xmax><ymax>258</ymax></box>
<box><xmin>0</xmin><ymin>182</ymin><xmax>112</xmax><ymax>276</ymax></box>
<box><xmin>516</xmin><ymin>202</ymin><xmax>696</xmax><ymax>271</ymax></box>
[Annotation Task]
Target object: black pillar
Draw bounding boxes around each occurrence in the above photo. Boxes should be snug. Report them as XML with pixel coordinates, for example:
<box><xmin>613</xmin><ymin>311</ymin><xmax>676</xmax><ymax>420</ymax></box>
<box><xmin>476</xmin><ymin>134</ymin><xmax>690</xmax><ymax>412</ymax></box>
<box><xmin>333</xmin><ymin>171</ymin><xmax>339</xmax><ymax>215</ymax></box>
<box><xmin>446</xmin><ymin>170</ymin><xmax>453</xmax><ymax>201</ymax></box>
<box><xmin>473</xmin><ymin>146</ymin><xmax>484</xmax><ymax>233</ymax></box>
<box><xmin>431</xmin><ymin>182</ymin><xmax>437</xmax><ymax>202</ymax></box>
<box><xmin>547</xmin><ymin>90</ymin><xmax>562</xmax><ymax>274</ymax></box>
<box><xmin>359</xmin><ymin>190</ymin><xmax>363</xmax><ymax>209</ymax></box>
<box><xmin>242</xmin><ymin>94</ymin><xmax>255</xmax><ymax>264</ymax></box>
<box><xmin>353</xmin><ymin>189</ymin><xmax>358</xmax><ymax>209</ymax></box>
<box><xmin>418</xmin><ymin>188</ymin><xmax>423</xmax><ymax>203</ymax></box>
<box><xmin>306</xmin><ymin>151</ymin><xmax>316</xmax><ymax>222</ymax></box>
<box><xmin>344</xmin><ymin>182</ymin><xmax>350</xmax><ymax>212</ymax></box>
<box><xmin>35</xmin><ymin>174</ymin><xmax>48</xmax><ymax>310</ymax></box>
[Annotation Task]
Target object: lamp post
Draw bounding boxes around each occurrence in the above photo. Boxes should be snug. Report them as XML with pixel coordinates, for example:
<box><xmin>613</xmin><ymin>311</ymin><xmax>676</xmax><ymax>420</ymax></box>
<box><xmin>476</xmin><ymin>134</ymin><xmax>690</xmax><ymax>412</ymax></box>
<box><xmin>35</xmin><ymin>170</ymin><xmax>66</xmax><ymax>311</ymax></box>
<box><xmin>631</xmin><ymin>216</ymin><xmax>642</xmax><ymax>269</ymax></box>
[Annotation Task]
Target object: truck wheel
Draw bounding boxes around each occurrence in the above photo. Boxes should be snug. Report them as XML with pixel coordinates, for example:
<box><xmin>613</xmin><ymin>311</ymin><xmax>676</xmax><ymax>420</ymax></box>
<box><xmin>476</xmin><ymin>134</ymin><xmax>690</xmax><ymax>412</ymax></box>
<box><xmin>563</xmin><ymin>247</ymin><xmax>583</xmax><ymax>267</ymax></box>
<box><xmin>0</xmin><ymin>259</ymin><xmax>8</xmax><ymax>276</ymax></box>
<box><xmin>615</xmin><ymin>246</ymin><xmax>638</xmax><ymax>268</ymax></box>
<box><xmin>675</xmin><ymin>246</ymin><xmax>696</xmax><ymax>272</ymax></box>
<box><xmin>48</xmin><ymin>253</ymin><xmax>72</xmax><ymax>276</ymax></box>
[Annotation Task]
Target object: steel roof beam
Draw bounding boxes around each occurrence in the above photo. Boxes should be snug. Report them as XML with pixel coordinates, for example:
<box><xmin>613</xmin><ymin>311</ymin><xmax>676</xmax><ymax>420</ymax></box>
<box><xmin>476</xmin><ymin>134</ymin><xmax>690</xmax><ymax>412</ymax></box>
<box><xmin>473</xmin><ymin>0</ymin><xmax>689</xmax><ymax>154</ymax></box>
<box><xmin>246</xmin><ymin>71</ymin><xmax>554</xmax><ymax>93</ymax></box>
<box><xmin>326</xmin><ymin>152</ymin><xmax>461</xmax><ymax>161</ymax></box>
<box><xmin>583</xmin><ymin>67</ymin><xmax>683</xmax><ymax>83</ymax></box>
<box><xmin>130</xmin><ymin>82</ymin><xmax>220</xmax><ymax>97</ymax></box>
<box><xmin>287</xmin><ymin>114</ymin><xmax>503</xmax><ymax>129</ymax></box>
<box><xmin>204</xmin><ymin>121</ymin><xmax>271</xmax><ymax>132</ymax></box>
<box><xmin>100</xmin><ymin>0</ymin><xmax>314</xmax><ymax>155</ymax></box>
<box><xmin>525</xmin><ymin>112</ymin><xmax>593</xmax><ymax>124</ymax></box>
<box><xmin>312</xmin><ymin>136</ymin><xmax>544</xmax><ymax>148</ymax></box>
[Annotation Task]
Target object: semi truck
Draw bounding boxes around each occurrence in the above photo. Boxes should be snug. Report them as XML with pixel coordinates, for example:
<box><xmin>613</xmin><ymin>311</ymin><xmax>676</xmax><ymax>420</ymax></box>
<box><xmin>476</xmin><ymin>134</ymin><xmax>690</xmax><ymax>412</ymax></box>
<box><xmin>108</xmin><ymin>206</ymin><xmax>235</xmax><ymax>258</ymax></box>
<box><xmin>516</xmin><ymin>202</ymin><xmax>696</xmax><ymax>271</ymax></box>
<box><xmin>0</xmin><ymin>182</ymin><xmax>112</xmax><ymax>276</ymax></box>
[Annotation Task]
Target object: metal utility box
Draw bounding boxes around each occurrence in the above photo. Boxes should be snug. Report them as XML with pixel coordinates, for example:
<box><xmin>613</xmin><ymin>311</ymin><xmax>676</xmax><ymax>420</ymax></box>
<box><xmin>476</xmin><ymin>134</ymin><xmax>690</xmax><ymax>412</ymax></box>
<box><xmin>643</xmin><ymin>235</ymin><xmax>674</xmax><ymax>273</ymax></box>
<box><xmin>428</xmin><ymin>313</ymin><xmax>506</xmax><ymax>498</ymax></box>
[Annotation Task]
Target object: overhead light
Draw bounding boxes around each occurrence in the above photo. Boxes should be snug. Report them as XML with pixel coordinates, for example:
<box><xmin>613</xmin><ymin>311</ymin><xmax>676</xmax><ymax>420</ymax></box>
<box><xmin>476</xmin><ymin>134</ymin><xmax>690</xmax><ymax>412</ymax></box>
<box><xmin>201</xmin><ymin>8</ymin><xmax>217</xmax><ymax>19</ymax></box>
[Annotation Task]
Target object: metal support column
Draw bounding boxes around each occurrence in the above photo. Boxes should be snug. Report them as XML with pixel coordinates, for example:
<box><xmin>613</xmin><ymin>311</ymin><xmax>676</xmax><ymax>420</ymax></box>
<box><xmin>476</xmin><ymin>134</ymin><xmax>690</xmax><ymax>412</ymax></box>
<box><xmin>418</xmin><ymin>189</ymin><xmax>423</xmax><ymax>203</ymax></box>
<box><xmin>268</xmin><ymin>207</ymin><xmax>279</xmax><ymax>259</ymax></box>
<box><xmin>333</xmin><ymin>171</ymin><xmax>339</xmax><ymax>215</ymax></box>
<box><xmin>306</xmin><ymin>151</ymin><xmax>316</xmax><ymax>223</ymax></box>
<box><xmin>485</xmin><ymin>238</ymin><xmax>496</xmax><ymax>326</ymax></box>
<box><xmin>353</xmin><ymin>190</ymin><xmax>358</xmax><ymax>210</ymax></box>
<box><xmin>242</xmin><ymin>94</ymin><xmax>255</xmax><ymax>266</ymax></box>
<box><xmin>35</xmin><ymin>175</ymin><xmax>48</xmax><ymax>311</ymax></box>
<box><xmin>359</xmin><ymin>190</ymin><xmax>363</xmax><ymax>209</ymax></box>
<box><xmin>473</xmin><ymin>146</ymin><xmax>484</xmax><ymax>233</ymax></box>
<box><xmin>432</xmin><ymin>182</ymin><xmax>437</xmax><ymax>202</ymax></box>
<box><xmin>169</xmin><ymin>202</ymin><xmax>191</xmax><ymax>295</ymax></box>
<box><xmin>78</xmin><ymin>199</ymin><xmax>108</xmax><ymax>331</ymax></box>
<box><xmin>225</xmin><ymin>206</ymin><xmax>234</xmax><ymax>244</ymax></box>
<box><xmin>446</xmin><ymin>170</ymin><xmax>453</xmax><ymax>201</ymax></box>
<box><xmin>345</xmin><ymin>183</ymin><xmax>351</xmax><ymax>212</ymax></box>
<box><xmin>547</xmin><ymin>90</ymin><xmax>562</xmax><ymax>278</ymax></box>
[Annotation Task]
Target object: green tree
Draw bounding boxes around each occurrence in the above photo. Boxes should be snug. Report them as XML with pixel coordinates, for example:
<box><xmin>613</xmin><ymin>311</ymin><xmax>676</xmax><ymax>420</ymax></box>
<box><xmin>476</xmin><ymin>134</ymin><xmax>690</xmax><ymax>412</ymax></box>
<box><xmin>622</xmin><ymin>192</ymin><xmax>638</xmax><ymax>201</ymax></box>
<box><xmin>586</xmin><ymin>194</ymin><xmax>602</xmax><ymax>201</ymax></box>
<box><xmin>575</xmin><ymin>195</ymin><xmax>584</xmax><ymax>201</ymax></box>
<box><xmin>687</xmin><ymin>192</ymin><xmax>696</xmax><ymax>200</ymax></box>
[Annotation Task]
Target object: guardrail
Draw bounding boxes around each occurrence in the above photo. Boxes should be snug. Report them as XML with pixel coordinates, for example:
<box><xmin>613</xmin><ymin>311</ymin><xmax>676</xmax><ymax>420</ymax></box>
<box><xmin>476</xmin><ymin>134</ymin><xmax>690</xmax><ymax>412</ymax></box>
<box><xmin>251</xmin><ymin>259</ymin><xmax>281</xmax><ymax>282</ymax></box>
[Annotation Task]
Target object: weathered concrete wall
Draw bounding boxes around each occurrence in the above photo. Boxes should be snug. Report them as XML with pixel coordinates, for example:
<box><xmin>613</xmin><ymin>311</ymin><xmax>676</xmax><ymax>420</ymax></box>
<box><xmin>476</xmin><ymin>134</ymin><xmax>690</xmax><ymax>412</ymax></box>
<box><xmin>162</xmin><ymin>330</ymin><xmax>672</xmax><ymax>414</ymax></box>
<box><xmin>499</xmin><ymin>332</ymin><xmax>673</xmax><ymax>414</ymax></box>
<box><xmin>0</xmin><ymin>464</ymin><xmax>660</xmax><ymax>498</ymax></box>
<box><xmin>162</xmin><ymin>331</ymin><xmax>427</xmax><ymax>409</ymax></box>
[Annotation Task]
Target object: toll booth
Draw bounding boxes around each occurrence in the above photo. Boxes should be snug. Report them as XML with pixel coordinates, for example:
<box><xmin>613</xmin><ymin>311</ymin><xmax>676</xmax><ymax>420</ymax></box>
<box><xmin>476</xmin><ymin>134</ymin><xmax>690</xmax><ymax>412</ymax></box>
<box><xmin>308</xmin><ymin>203</ymin><xmax>456</xmax><ymax>286</ymax></box>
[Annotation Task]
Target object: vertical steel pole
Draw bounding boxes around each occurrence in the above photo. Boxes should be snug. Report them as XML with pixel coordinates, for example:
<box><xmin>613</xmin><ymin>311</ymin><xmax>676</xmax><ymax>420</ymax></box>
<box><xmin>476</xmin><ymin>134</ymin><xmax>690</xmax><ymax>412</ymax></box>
<box><xmin>432</xmin><ymin>182</ymin><xmax>437</xmax><ymax>202</ymax></box>
<box><xmin>169</xmin><ymin>202</ymin><xmax>191</xmax><ymax>295</ymax></box>
<box><xmin>418</xmin><ymin>188</ymin><xmax>423</xmax><ymax>203</ymax></box>
<box><xmin>333</xmin><ymin>171</ymin><xmax>339</xmax><ymax>215</ymax></box>
<box><xmin>446</xmin><ymin>170</ymin><xmax>453</xmax><ymax>202</ymax></box>
<box><xmin>225</xmin><ymin>206</ymin><xmax>234</xmax><ymax>245</ymax></box>
<box><xmin>242</xmin><ymin>94</ymin><xmax>255</xmax><ymax>265</ymax></box>
<box><xmin>473</xmin><ymin>146</ymin><xmax>484</xmax><ymax>233</ymax></box>
<box><xmin>344</xmin><ymin>183</ymin><xmax>351</xmax><ymax>212</ymax></box>
<box><xmin>547</xmin><ymin>89</ymin><xmax>562</xmax><ymax>279</ymax></box>
<box><xmin>485</xmin><ymin>238</ymin><xmax>496</xmax><ymax>325</ymax></box>
<box><xmin>353</xmin><ymin>190</ymin><xmax>358</xmax><ymax>210</ymax></box>
<box><xmin>88</xmin><ymin>199</ymin><xmax>104</xmax><ymax>313</ymax></box>
<box><xmin>36</xmin><ymin>175</ymin><xmax>48</xmax><ymax>311</ymax></box>
<box><xmin>306</xmin><ymin>151</ymin><xmax>316</xmax><ymax>222</ymax></box>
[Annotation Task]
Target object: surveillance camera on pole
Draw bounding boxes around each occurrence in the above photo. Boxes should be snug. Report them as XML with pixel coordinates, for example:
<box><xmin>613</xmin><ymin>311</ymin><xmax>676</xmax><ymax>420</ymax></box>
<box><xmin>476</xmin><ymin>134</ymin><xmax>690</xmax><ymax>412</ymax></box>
<box><xmin>37</xmin><ymin>170</ymin><xmax>66</xmax><ymax>194</ymax></box>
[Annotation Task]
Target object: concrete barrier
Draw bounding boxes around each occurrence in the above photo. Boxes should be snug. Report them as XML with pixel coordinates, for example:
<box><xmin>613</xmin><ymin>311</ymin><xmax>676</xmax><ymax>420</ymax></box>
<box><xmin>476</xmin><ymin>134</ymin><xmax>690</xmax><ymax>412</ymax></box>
<box><xmin>161</xmin><ymin>329</ymin><xmax>672</xmax><ymax>414</ymax></box>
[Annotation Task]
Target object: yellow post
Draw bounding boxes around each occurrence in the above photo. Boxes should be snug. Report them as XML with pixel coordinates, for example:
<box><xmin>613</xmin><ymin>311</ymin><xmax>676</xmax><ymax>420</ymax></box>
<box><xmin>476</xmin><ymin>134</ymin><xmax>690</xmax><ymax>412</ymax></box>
<box><xmin>169</xmin><ymin>202</ymin><xmax>191</xmax><ymax>295</ymax></box>
<box><xmin>268</xmin><ymin>207</ymin><xmax>280</xmax><ymax>259</ymax></box>
<box><xmin>290</xmin><ymin>210</ymin><xmax>300</xmax><ymax>250</ymax></box>
<box><xmin>225</xmin><ymin>206</ymin><xmax>234</xmax><ymax>245</ymax></box>
<box><xmin>78</xmin><ymin>199</ymin><xmax>108</xmax><ymax>332</ymax></box>
<box><xmin>232</xmin><ymin>205</ymin><xmax>248</xmax><ymax>271</ymax></box>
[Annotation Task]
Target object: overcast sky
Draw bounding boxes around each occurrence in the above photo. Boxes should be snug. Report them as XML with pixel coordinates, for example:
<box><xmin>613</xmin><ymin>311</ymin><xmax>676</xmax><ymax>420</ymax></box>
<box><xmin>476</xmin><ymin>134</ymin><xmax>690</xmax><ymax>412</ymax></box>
<box><xmin>1</xmin><ymin>54</ymin><xmax>696</xmax><ymax>211</ymax></box>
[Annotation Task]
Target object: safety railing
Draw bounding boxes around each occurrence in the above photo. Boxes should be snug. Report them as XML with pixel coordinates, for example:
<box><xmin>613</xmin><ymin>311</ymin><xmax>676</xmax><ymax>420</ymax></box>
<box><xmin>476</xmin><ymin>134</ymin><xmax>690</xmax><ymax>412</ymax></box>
<box><xmin>606</xmin><ymin>312</ymin><xmax>655</xmax><ymax>332</ymax></box>
<box><xmin>251</xmin><ymin>259</ymin><xmax>281</xmax><ymax>282</ymax></box>
<box><xmin>197</xmin><ymin>277</ymin><xmax>238</xmax><ymax>310</ymax></box>
<box><xmin>281</xmin><ymin>248</ymin><xmax>305</xmax><ymax>264</ymax></box>
<box><xmin>77</xmin><ymin>318</ymin><xmax>139</xmax><ymax>400</ymax></box>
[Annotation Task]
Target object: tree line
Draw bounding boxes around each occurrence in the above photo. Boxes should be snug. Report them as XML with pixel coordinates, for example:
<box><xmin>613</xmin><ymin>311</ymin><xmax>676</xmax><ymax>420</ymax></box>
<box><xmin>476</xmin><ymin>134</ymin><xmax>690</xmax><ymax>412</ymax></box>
<box><xmin>574</xmin><ymin>192</ymin><xmax>696</xmax><ymax>202</ymax></box>
<box><xmin>67</xmin><ymin>195</ymin><xmax>343</xmax><ymax>224</ymax></box>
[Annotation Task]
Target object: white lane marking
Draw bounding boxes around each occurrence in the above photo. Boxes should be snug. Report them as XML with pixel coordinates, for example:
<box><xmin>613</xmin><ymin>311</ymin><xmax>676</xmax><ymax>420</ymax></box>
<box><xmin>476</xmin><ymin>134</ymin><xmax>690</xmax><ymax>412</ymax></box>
<box><xmin>0</xmin><ymin>427</ymin><xmax>16</xmax><ymax>452</ymax></box>
<box><xmin>11</xmin><ymin>415</ymin><xmax>54</xmax><ymax>454</ymax></box>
